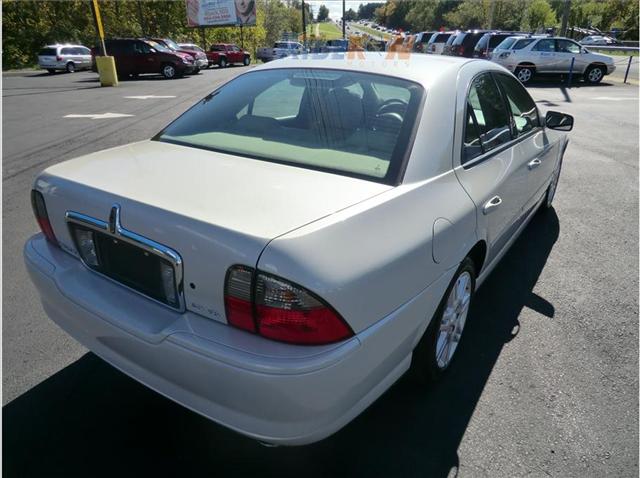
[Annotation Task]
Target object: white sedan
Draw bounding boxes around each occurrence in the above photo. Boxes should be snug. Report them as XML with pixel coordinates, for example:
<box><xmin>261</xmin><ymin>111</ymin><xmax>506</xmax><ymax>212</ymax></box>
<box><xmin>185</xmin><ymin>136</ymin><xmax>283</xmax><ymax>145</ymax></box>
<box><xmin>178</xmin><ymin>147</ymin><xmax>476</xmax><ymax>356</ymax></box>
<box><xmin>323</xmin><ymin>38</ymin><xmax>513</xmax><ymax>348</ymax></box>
<box><xmin>25</xmin><ymin>53</ymin><xmax>573</xmax><ymax>446</ymax></box>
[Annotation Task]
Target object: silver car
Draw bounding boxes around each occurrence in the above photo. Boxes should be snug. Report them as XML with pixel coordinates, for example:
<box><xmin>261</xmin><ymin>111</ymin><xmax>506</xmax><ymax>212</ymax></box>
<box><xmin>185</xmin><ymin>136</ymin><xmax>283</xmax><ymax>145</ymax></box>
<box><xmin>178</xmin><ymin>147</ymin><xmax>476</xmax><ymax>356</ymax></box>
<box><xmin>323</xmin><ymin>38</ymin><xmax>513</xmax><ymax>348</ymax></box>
<box><xmin>38</xmin><ymin>44</ymin><xmax>92</xmax><ymax>73</ymax></box>
<box><xmin>491</xmin><ymin>36</ymin><xmax>616</xmax><ymax>84</ymax></box>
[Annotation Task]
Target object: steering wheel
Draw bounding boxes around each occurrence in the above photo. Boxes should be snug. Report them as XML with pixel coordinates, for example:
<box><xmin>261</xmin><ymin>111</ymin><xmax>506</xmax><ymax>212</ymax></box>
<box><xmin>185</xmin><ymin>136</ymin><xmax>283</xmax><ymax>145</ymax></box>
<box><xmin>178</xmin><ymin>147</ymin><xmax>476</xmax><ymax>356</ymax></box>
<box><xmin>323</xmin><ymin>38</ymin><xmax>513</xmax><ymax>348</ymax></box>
<box><xmin>373</xmin><ymin>99</ymin><xmax>408</xmax><ymax>132</ymax></box>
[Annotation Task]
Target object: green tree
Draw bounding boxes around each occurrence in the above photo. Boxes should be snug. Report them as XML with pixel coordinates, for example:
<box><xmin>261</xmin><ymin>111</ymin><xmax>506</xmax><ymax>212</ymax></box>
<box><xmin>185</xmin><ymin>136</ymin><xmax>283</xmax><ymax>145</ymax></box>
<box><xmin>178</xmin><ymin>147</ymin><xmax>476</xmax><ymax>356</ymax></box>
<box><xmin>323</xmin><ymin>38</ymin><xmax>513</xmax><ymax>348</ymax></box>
<box><xmin>317</xmin><ymin>4</ymin><xmax>329</xmax><ymax>22</ymax></box>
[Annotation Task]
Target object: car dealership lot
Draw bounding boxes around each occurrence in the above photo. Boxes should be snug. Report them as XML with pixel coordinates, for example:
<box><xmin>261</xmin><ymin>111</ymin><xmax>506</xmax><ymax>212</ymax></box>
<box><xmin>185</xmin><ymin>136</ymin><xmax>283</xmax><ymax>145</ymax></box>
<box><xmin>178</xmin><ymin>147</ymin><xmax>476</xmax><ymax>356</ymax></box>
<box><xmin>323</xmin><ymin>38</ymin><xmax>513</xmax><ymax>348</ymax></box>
<box><xmin>3</xmin><ymin>67</ymin><xmax>638</xmax><ymax>477</ymax></box>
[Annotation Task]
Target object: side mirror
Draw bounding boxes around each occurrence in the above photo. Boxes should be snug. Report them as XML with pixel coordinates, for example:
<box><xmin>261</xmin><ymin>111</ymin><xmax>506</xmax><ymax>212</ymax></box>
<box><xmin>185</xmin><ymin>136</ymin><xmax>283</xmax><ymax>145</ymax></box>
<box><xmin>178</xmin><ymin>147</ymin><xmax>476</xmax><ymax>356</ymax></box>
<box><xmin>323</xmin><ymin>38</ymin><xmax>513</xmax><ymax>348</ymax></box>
<box><xmin>545</xmin><ymin>111</ymin><xmax>574</xmax><ymax>131</ymax></box>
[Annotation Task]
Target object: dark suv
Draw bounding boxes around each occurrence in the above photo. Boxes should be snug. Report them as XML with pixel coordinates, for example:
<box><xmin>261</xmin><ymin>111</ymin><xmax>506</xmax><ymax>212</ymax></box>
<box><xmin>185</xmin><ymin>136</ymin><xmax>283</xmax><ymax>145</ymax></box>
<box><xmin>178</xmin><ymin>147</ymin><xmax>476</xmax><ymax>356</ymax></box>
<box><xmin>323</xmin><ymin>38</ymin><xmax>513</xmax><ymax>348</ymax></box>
<box><xmin>448</xmin><ymin>30</ymin><xmax>493</xmax><ymax>57</ymax></box>
<box><xmin>473</xmin><ymin>31</ymin><xmax>528</xmax><ymax>59</ymax></box>
<box><xmin>94</xmin><ymin>39</ymin><xmax>195</xmax><ymax>79</ymax></box>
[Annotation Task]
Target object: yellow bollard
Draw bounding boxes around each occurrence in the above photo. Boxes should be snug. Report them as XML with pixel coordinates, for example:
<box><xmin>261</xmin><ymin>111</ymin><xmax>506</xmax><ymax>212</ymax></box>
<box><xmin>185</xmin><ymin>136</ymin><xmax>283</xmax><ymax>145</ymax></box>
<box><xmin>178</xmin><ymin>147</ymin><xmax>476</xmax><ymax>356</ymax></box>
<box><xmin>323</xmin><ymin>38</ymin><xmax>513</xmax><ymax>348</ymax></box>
<box><xmin>95</xmin><ymin>56</ymin><xmax>118</xmax><ymax>87</ymax></box>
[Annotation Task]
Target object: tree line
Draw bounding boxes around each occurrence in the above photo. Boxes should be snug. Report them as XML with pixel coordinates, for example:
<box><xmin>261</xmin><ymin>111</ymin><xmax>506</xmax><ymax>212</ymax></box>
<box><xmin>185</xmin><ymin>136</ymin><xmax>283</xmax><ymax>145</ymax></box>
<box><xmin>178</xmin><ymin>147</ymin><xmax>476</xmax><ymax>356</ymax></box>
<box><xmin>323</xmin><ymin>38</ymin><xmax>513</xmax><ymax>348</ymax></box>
<box><xmin>2</xmin><ymin>0</ymin><xmax>311</xmax><ymax>70</ymax></box>
<box><xmin>371</xmin><ymin>0</ymin><xmax>638</xmax><ymax>38</ymax></box>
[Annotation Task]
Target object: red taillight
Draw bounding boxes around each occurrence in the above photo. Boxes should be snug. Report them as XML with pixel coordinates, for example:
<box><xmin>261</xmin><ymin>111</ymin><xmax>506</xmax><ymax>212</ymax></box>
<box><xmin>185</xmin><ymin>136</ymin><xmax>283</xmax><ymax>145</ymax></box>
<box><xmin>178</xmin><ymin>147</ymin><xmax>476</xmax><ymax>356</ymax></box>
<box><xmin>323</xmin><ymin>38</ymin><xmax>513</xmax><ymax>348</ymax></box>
<box><xmin>31</xmin><ymin>190</ymin><xmax>58</xmax><ymax>246</ymax></box>
<box><xmin>56</xmin><ymin>55</ymin><xmax>62</xmax><ymax>61</ymax></box>
<box><xmin>224</xmin><ymin>266</ymin><xmax>353</xmax><ymax>345</ymax></box>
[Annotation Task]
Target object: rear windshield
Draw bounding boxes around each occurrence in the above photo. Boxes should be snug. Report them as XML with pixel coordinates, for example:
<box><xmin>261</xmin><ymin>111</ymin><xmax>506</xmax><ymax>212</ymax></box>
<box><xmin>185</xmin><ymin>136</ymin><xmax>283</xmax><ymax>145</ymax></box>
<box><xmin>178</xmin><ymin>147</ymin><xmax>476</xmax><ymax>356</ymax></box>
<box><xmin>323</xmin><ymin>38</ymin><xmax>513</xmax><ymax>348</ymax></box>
<box><xmin>445</xmin><ymin>35</ymin><xmax>458</xmax><ymax>45</ymax></box>
<box><xmin>474</xmin><ymin>35</ymin><xmax>490</xmax><ymax>51</ymax></box>
<box><xmin>39</xmin><ymin>48</ymin><xmax>57</xmax><ymax>56</ymax></box>
<box><xmin>157</xmin><ymin>69</ymin><xmax>424</xmax><ymax>184</ymax></box>
<box><xmin>513</xmin><ymin>38</ymin><xmax>535</xmax><ymax>50</ymax></box>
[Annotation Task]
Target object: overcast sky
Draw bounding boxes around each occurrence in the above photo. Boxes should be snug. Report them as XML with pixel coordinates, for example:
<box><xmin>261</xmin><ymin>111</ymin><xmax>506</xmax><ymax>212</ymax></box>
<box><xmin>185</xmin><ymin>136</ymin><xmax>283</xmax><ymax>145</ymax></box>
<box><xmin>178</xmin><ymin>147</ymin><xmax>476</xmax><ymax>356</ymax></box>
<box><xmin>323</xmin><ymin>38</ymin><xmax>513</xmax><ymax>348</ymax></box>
<box><xmin>306</xmin><ymin>1</ymin><xmax>369</xmax><ymax>20</ymax></box>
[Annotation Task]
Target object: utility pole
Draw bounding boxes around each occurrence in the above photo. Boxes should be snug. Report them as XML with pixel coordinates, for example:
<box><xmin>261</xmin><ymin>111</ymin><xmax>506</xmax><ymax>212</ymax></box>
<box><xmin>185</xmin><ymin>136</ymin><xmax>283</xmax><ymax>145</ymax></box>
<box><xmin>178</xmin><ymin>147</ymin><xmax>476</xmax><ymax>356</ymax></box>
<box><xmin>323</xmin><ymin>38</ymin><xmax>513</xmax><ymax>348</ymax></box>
<box><xmin>342</xmin><ymin>0</ymin><xmax>346</xmax><ymax>39</ymax></box>
<box><xmin>302</xmin><ymin>0</ymin><xmax>307</xmax><ymax>45</ymax></box>
<box><xmin>487</xmin><ymin>0</ymin><xmax>496</xmax><ymax>30</ymax></box>
<box><xmin>561</xmin><ymin>0</ymin><xmax>571</xmax><ymax>37</ymax></box>
<box><xmin>136</xmin><ymin>0</ymin><xmax>146</xmax><ymax>37</ymax></box>
<box><xmin>89</xmin><ymin>0</ymin><xmax>107</xmax><ymax>56</ymax></box>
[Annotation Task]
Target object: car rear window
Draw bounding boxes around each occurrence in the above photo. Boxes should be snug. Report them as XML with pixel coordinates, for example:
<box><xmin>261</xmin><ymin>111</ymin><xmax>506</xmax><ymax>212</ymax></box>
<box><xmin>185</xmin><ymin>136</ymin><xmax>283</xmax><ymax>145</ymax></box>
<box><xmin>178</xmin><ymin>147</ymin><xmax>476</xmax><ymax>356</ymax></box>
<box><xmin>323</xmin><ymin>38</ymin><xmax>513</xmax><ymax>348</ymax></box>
<box><xmin>39</xmin><ymin>48</ymin><xmax>57</xmax><ymax>56</ymax></box>
<box><xmin>430</xmin><ymin>33</ymin><xmax>451</xmax><ymax>44</ymax></box>
<box><xmin>157</xmin><ymin>69</ymin><xmax>425</xmax><ymax>184</ymax></box>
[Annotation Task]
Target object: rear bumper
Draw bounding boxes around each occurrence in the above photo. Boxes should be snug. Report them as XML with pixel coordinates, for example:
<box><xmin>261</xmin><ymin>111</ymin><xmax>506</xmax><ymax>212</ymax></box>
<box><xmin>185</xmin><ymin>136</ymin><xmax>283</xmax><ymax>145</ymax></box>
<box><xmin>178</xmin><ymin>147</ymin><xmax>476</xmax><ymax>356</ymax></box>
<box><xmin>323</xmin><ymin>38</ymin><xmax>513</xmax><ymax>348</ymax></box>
<box><xmin>25</xmin><ymin>234</ymin><xmax>448</xmax><ymax>445</ymax></box>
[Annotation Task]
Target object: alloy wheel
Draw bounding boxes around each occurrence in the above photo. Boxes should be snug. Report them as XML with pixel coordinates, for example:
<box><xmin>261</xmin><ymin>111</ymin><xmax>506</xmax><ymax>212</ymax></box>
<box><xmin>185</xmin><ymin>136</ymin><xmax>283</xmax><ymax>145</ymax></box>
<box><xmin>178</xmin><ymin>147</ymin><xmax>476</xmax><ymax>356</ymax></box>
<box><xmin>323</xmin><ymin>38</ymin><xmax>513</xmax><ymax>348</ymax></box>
<box><xmin>436</xmin><ymin>271</ymin><xmax>472</xmax><ymax>369</ymax></box>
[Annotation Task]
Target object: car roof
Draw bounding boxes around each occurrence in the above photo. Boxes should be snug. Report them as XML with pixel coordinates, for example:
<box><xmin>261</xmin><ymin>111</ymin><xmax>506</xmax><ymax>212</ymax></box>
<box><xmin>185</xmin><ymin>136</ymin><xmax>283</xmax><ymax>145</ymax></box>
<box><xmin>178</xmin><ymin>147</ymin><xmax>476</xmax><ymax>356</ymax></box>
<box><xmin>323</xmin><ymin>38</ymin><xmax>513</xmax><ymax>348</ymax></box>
<box><xmin>253</xmin><ymin>52</ymin><xmax>486</xmax><ymax>87</ymax></box>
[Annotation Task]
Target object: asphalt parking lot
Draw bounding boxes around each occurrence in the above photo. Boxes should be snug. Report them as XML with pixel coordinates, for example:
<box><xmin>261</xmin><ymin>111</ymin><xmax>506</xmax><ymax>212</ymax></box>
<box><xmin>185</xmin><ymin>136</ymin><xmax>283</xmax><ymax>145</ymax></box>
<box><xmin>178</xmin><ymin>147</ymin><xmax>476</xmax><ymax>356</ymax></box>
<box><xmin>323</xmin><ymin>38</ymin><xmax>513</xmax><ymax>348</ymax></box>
<box><xmin>3</xmin><ymin>64</ymin><xmax>638</xmax><ymax>477</ymax></box>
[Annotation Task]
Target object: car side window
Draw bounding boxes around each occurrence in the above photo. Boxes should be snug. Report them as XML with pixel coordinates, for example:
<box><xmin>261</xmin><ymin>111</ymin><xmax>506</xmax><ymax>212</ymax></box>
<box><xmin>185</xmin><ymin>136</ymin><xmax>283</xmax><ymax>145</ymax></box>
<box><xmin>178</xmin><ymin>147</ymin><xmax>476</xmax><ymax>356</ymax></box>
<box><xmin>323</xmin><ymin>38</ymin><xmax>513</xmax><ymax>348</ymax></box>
<box><xmin>495</xmin><ymin>74</ymin><xmax>540</xmax><ymax>136</ymax></box>
<box><xmin>465</xmin><ymin>74</ymin><xmax>512</xmax><ymax>158</ymax></box>
<box><xmin>61</xmin><ymin>47</ymin><xmax>73</xmax><ymax>55</ymax></box>
<box><xmin>556</xmin><ymin>39</ymin><xmax>580</xmax><ymax>54</ymax></box>
<box><xmin>532</xmin><ymin>39</ymin><xmax>555</xmax><ymax>52</ymax></box>
<box><xmin>463</xmin><ymin>107</ymin><xmax>484</xmax><ymax>163</ymax></box>
<box><xmin>135</xmin><ymin>42</ymin><xmax>152</xmax><ymax>54</ymax></box>
<box><xmin>513</xmin><ymin>38</ymin><xmax>535</xmax><ymax>50</ymax></box>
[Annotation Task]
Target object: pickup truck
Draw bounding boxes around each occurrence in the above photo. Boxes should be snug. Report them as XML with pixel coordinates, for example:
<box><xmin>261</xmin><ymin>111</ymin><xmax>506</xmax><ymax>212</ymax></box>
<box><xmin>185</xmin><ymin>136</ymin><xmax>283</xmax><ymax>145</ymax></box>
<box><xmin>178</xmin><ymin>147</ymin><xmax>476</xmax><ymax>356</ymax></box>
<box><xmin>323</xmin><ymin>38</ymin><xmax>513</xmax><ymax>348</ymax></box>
<box><xmin>257</xmin><ymin>41</ymin><xmax>305</xmax><ymax>62</ymax></box>
<box><xmin>206</xmin><ymin>43</ymin><xmax>251</xmax><ymax>68</ymax></box>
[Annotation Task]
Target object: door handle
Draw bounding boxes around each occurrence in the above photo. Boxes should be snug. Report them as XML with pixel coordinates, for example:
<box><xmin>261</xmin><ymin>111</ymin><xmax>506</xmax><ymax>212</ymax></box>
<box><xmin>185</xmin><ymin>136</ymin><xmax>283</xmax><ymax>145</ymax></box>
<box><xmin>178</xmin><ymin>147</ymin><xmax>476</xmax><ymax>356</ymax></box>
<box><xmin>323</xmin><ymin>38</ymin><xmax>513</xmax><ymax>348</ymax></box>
<box><xmin>483</xmin><ymin>196</ymin><xmax>502</xmax><ymax>215</ymax></box>
<box><xmin>528</xmin><ymin>158</ymin><xmax>542</xmax><ymax>170</ymax></box>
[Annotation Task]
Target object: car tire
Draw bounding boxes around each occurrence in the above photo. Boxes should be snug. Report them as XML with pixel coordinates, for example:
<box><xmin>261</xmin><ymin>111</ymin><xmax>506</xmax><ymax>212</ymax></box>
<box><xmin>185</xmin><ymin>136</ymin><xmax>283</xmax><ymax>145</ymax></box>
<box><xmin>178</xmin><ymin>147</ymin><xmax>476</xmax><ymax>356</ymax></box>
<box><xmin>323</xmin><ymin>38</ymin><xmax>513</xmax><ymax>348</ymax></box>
<box><xmin>161</xmin><ymin>63</ymin><xmax>177</xmax><ymax>79</ymax></box>
<box><xmin>515</xmin><ymin>65</ymin><xmax>534</xmax><ymax>84</ymax></box>
<box><xmin>219</xmin><ymin>57</ymin><xmax>227</xmax><ymax>68</ymax></box>
<box><xmin>47</xmin><ymin>69</ymin><xmax>56</xmax><ymax>74</ymax></box>
<box><xmin>584</xmin><ymin>65</ymin><xmax>605</xmax><ymax>84</ymax></box>
<box><xmin>192</xmin><ymin>67</ymin><xmax>200</xmax><ymax>74</ymax></box>
<box><xmin>66</xmin><ymin>62</ymin><xmax>76</xmax><ymax>73</ymax></box>
<box><xmin>411</xmin><ymin>257</ymin><xmax>476</xmax><ymax>383</ymax></box>
<box><xmin>243</xmin><ymin>56</ymin><xmax>251</xmax><ymax>66</ymax></box>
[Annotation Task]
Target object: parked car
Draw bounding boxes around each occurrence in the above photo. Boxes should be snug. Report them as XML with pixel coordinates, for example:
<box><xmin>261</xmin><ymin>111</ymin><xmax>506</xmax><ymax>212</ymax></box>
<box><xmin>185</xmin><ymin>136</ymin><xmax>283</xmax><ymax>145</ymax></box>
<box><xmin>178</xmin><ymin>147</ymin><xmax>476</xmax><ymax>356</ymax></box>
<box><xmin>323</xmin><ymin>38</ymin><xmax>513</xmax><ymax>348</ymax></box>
<box><xmin>412</xmin><ymin>31</ymin><xmax>437</xmax><ymax>53</ymax></box>
<box><xmin>579</xmin><ymin>35</ymin><xmax>621</xmax><ymax>46</ymax></box>
<box><xmin>448</xmin><ymin>30</ymin><xmax>494</xmax><ymax>57</ymax></box>
<box><xmin>206</xmin><ymin>44</ymin><xmax>251</xmax><ymax>68</ymax></box>
<box><xmin>148</xmin><ymin>37</ymin><xmax>207</xmax><ymax>73</ymax></box>
<box><xmin>26</xmin><ymin>53</ymin><xmax>572</xmax><ymax>446</ymax></box>
<box><xmin>93</xmin><ymin>38</ymin><xmax>195</xmax><ymax>79</ymax></box>
<box><xmin>425</xmin><ymin>32</ymin><xmax>453</xmax><ymax>55</ymax></box>
<box><xmin>321</xmin><ymin>39</ymin><xmax>349</xmax><ymax>53</ymax></box>
<box><xmin>442</xmin><ymin>32</ymin><xmax>460</xmax><ymax>55</ymax></box>
<box><xmin>38</xmin><ymin>44</ymin><xmax>92</xmax><ymax>73</ymax></box>
<box><xmin>257</xmin><ymin>41</ymin><xmax>304</xmax><ymax>62</ymax></box>
<box><xmin>491</xmin><ymin>36</ymin><xmax>616</xmax><ymax>84</ymax></box>
<box><xmin>473</xmin><ymin>31</ymin><xmax>528</xmax><ymax>59</ymax></box>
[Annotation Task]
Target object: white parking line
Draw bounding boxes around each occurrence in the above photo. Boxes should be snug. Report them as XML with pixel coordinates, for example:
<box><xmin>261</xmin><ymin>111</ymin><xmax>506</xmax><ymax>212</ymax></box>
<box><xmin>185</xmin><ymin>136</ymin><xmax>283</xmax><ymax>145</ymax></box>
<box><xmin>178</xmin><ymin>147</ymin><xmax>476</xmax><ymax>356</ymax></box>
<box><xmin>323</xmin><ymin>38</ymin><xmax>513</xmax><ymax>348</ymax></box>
<box><xmin>123</xmin><ymin>95</ymin><xmax>177</xmax><ymax>99</ymax></box>
<box><xmin>64</xmin><ymin>113</ymin><xmax>134</xmax><ymax>119</ymax></box>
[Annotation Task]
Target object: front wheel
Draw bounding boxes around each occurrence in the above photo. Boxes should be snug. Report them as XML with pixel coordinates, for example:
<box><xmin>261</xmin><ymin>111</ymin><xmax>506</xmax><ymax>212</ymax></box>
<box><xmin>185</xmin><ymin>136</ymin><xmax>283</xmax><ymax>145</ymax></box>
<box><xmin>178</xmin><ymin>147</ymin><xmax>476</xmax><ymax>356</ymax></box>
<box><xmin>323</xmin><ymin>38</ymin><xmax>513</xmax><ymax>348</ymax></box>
<box><xmin>243</xmin><ymin>56</ymin><xmax>251</xmax><ymax>66</ymax></box>
<box><xmin>584</xmin><ymin>65</ymin><xmax>605</xmax><ymax>84</ymax></box>
<box><xmin>192</xmin><ymin>67</ymin><xmax>200</xmax><ymax>74</ymax></box>
<box><xmin>543</xmin><ymin>156</ymin><xmax>563</xmax><ymax>209</ymax></box>
<box><xmin>219</xmin><ymin>57</ymin><xmax>227</xmax><ymax>68</ymax></box>
<box><xmin>515</xmin><ymin>65</ymin><xmax>534</xmax><ymax>84</ymax></box>
<box><xmin>161</xmin><ymin>63</ymin><xmax>177</xmax><ymax>79</ymax></box>
<box><xmin>411</xmin><ymin>257</ymin><xmax>476</xmax><ymax>382</ymax></box>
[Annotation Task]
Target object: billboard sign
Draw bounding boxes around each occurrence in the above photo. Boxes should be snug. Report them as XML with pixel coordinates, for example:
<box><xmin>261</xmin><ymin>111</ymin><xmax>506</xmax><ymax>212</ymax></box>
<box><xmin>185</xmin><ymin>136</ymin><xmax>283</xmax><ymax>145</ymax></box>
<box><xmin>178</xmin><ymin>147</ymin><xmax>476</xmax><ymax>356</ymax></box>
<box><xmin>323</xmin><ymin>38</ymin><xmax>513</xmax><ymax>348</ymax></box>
<box><xmin>186</xmin><ymin>0</ymin><xmax>256</xmax><ymax>27</ymax></box>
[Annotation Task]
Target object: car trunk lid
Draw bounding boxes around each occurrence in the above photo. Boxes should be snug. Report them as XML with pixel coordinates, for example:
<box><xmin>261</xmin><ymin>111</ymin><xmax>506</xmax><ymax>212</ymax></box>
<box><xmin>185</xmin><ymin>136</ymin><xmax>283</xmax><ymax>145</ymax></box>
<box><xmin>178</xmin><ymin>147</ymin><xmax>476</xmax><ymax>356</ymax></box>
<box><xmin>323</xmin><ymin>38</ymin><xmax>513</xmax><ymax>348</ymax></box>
<box><xmin>36</xmin><ymin>140</ymin><xmax>391</xmax><ymax>323</ymax></box>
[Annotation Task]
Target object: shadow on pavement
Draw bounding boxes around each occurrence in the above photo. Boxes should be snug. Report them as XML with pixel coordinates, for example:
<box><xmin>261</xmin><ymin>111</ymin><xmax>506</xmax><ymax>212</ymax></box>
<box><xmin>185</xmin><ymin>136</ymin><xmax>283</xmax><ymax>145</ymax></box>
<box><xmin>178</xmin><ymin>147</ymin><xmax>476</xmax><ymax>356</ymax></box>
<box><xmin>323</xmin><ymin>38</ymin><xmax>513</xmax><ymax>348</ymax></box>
<box><xmin>3</xmin><ymin>209</ymin><xmax>560</xmax><ymax>478</ymax></box>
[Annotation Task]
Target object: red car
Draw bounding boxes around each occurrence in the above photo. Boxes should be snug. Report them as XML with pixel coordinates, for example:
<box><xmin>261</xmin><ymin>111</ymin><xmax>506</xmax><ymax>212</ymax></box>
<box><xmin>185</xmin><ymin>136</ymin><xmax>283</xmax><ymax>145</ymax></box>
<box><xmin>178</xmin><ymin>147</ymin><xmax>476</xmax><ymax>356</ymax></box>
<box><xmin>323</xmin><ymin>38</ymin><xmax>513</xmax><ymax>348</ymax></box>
<box><xmin>206</xmin><ymin>44</ymin><xmax>251</xmax><ymax>68</ymax></box>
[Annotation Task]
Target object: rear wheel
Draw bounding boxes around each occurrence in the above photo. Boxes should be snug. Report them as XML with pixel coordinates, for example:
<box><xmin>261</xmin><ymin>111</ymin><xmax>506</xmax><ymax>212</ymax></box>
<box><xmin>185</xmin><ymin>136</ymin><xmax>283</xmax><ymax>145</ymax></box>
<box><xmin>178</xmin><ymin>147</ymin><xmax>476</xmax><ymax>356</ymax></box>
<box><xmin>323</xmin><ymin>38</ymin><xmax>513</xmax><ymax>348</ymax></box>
<box><xmin>515</xmin><ymin>65</ymin><xmax>534</xmax><ymax>84</ymax></box>
<box><xmin>411</xmin><ymin>258</ymin><xmax>476</xmax><ymax>382</ymax></box>
<box><xmin>219</xmin><ymin>57</ymin><xmax>227</xmax><ymax>68</ymax></box>
<box><xmin>161</xmin><ymin>63</ymin><xmax>177</xmax><ymax>79</ymax></box>
<box><xmin>584</xmin><ymin>65</ymin><xmax>605</xmax><ymax>84</ymax></box>
<box><xmin>66</xmin><ymin>62</ymin><xmax>75</xmax><ymax>73</ymax></box>
<box><xmin>243</xmin><ymin>56</ymin><xmax>251</xmax><ymax>66</ymax></box>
